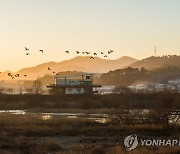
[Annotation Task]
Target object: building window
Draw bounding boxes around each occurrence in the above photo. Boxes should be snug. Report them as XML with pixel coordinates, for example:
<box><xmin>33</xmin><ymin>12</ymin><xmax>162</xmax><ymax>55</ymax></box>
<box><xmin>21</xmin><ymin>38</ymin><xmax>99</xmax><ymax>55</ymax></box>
<box><xmin>86</xmin><ymin>76</ymin><xmax>90</xmax><ymax>80</ymax></box>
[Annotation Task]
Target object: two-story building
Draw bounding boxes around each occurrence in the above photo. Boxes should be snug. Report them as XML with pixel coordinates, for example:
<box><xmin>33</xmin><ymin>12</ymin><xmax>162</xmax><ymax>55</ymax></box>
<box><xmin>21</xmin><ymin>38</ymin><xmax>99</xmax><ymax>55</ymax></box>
<box><xmin>47</xmin><ymin>73</ymin><xmax>101</xmax><ymax>95</ymax></box>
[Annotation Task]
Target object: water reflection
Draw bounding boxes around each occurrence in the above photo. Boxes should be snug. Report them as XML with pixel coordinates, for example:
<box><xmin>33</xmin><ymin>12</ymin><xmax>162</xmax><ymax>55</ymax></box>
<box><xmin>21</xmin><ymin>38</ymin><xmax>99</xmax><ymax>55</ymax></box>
<box><xmin>89</xmin><ymin>118</ymin><xmax>110</xmax><ymax>124</ymax></box>
<box><xmin>0</xmin><ymin>109</ymin><xmax>179</xmax><ymax>125</ymax></box>
<box><xmin>42</xmin><ymin>114</ymin><xmax>52</xmax><ymax>120</ymax></box>
<box><xmin>0</xmin><ymin>110</ymin><xmax>26</xmax><ymax>115</ymax></box>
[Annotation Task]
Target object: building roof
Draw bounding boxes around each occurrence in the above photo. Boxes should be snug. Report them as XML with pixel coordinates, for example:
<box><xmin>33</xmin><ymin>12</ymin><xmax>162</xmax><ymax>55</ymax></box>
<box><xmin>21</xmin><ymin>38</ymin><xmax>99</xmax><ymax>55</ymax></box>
<box><xmin>54</xmin><ymin>73</ymin><xmax>94</xmax><ymax>79</ymax></box>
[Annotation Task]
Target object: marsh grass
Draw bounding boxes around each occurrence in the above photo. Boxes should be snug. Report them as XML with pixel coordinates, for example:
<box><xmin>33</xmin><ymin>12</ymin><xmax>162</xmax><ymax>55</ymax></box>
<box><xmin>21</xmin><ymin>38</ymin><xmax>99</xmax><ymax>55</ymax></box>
<box><xmin>0</xmin><ymin>113</ymin><xmax>178</xmax><ymax>137</ymax></box>
<box><xmin>0</xmin><ymin>114</ymin><xmax>179</xmax><ymax>153</ymax></box>
<box><xmin>0</xmin><ymin>93</ymin><xmax>178</xmax><ymax>110</ymax></box>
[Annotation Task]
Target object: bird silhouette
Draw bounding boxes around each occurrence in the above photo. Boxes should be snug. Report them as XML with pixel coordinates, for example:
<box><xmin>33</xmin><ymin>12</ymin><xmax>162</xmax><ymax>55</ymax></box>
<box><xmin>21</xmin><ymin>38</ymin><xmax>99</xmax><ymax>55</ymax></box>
<box><xmin>8</xmin><ymin>73</ymin><xmax>11</xmax><ymax>76</ymax></box>
<box><xmin>108</xmin><ymin>51</ymin><xmax>111</xmax><ymax>54</ymax></box>
<box><xmin>56</xmin><ymin>73</ymin><xmax>59</xmax><ymax>76</ymax></box>
<box><xmin>101</xmin><ymin>52</ymin><xmax>104</xmax><ymax>54</ymax></box>
<box><xmin>110</xmin><ymin>50</ymin><xmax>113</xmax><ymax>53</ymax></box>
<box><xmin>48</xmin><ymin>67</ymin><xmax>51</xmax><ymax>70</ymax></box>
<box><xmin>86</xmin><ymin>51</ymin><xmax>90</xmax><ymax>54</ymax></box>
<box><xmin>25</xmin><ymin>47</ymin><xmax>29</xmax><ymax>51</ymax></box>
<box><xmin>76</xmin><ymin>51</ymin><xmax>80</xmax><ymax>54</ymax></box>
<box><xmin>16</xmin><ymin>74</ymin><xmax>20</xmax><ymax>77</ymax></box>
<box><xmin>90</xmin><ymin>57</ymin><xmax>94</xmax><ymax>59</ymax></box>
<box><xmin>82</xmin><ymin>52</ymin><xmax>85</xmax><ymax>54</ymax></box>
<box><xmin>39</xmin><ymin>50</ymin><xmax>43</xmax><ymax>53</ymax></box>
<box><xmin>26</xmin><ymin>53</ymin><xmax>30</xmax><ymax>55</ymax></box>
<box><xmin>65</xmin><ymin>51</ymin><xmax>69</xmax><ymax>54</ymax></box>
<box><xmin>93</xmin><ymin>53</ymin><xmax>97</xmax><ymax>56</ymax></box>
<box><xmin>24</xmin><ymin>75</ymin><xmax>27</xmax><ymax>77</ymax></box>
<box><xmin>53</xmin><ymin>72</ymin><xmax>56</xmax><ymax>74</ymax></box>
<box><xmin>104</xmin><ymin>55</ymin><xmax>108</xmax><ymax>58</ymax></box>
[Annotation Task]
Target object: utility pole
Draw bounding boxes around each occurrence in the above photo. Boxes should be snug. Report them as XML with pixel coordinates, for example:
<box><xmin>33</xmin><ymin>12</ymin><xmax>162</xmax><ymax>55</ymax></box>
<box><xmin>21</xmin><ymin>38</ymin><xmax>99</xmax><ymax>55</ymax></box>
<box><xmin>154</xmin><ymin>46</ymin><xmax>156</xmax><ymax>57</ymax></box>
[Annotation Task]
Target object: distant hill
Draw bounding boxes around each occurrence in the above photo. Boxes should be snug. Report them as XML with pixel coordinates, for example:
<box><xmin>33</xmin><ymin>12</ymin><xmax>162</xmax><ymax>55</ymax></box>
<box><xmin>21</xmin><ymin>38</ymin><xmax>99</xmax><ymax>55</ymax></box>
<box><xmin>95</xmin><ymin>66</ymin><xmax>180</xmax><ymax>86</ymax></box>
<box><xmin>128</xmin><ymin>55</ymin><xmax>180</xmax><ymax>70</ymax></box>
<box><xmin>0</xmin><ymin>56</ymin><xmax>137</xmax><ymax>80</ymax></box>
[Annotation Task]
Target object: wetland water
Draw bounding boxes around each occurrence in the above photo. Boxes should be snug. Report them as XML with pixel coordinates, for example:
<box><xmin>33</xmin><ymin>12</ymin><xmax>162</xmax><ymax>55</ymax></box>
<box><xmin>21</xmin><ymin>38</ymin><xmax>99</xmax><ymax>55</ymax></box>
<box><xmin>0</xmin><ymin>109</ymin><xmax>179</xmax><ymax>125</ymax></box>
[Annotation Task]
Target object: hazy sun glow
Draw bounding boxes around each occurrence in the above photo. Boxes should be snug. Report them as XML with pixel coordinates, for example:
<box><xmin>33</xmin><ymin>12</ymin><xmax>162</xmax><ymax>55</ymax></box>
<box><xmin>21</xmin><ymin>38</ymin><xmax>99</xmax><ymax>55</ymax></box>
<box><xmin>0</xmin><ymin>0</ymin><xmax>180</xmax><ymax>71</ymax></box>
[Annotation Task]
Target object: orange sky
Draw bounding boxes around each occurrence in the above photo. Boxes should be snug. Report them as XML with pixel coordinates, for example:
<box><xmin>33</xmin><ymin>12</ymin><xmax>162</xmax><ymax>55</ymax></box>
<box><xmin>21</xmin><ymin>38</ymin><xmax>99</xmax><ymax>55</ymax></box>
<box><xmin>0</xmin><ymin>0</ymin><xmax>180</xmax><ymax>72</ymax></box>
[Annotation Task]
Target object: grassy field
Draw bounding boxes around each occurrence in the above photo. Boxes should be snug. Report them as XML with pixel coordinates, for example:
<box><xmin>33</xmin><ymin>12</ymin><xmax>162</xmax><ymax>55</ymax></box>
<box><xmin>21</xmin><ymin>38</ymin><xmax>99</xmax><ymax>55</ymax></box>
<box><xmin>0</xmin><ymin>93</ymin><xmax>179</xmax><ymax>110</ymax></box>
<box><xmin>0</xmin><ymin>113</ymin><xmax>179</xmax><ymax>153</ymax></box>
<box><xmin>0</xmin><ymin>93</ymin><xmax>179</xmax><ymax>153</ymax></box>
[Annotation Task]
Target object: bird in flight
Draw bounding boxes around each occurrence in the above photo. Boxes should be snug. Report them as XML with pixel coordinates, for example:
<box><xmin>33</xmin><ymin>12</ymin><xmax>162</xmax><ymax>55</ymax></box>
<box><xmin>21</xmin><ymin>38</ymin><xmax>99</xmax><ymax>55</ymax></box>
<box><xmin>24</xmin><ymin>75</ymin><xmax>27</xmax><ymax>77</ymax></box>
<box><xmin>90</xmin><ymin>57</ymin><xmax>94</xmax><ymax>59</ymax></box>
<box><xmin>39</xmin><ymin>50</ymin><xmax>43</xmax><ymax>53</ymax></box>
<box><xmin>76</xmin><ymin>51</ymin><xmax>80</xmax><ymax>54</ymax></box>
<box><xmin>48</xmin><ymin>67</ymin><xmax>51</xmax><ymax>70</ymax></box>
<box><xmin>101</xmin><ymin>52</ymin><xmax>104</xmax><ymax>54</ymax></box>
<box><xmin>86</xmin><ymin>51</ymin><xmax>90</xmax><ymax>54</ymax></box>
<box><xmin>26</xmin><ymin>53</ymin><xmax>30</xmax><ymax>55</ymax></box>
<box><xmin>93</xmin><ymin>53</ymin><xmax>97</xmax><ymax>56</ymax></box>
<box><xmin>104</xmin><ymin>55</ymin><xmax>108</xmax><ymax>58</ymax></box>
<box><xmin>25</xmin><ymin>47</ymin><xmax>29</xmax><ymax>51</ymax></box>
<box><xmin>8</xmin><ymin>73</ymin><xmax>11</xmax><ymax>76</ymax></box>
<box><xmin>53</xmin><ymin>72</ymin><xmax>56</xmax><ymax>74</ymax></box>
<box><xmin>56</xmin><ymin>73</ymin><xmax>59</xmax><ymax>76</ymax></box>
<box><xmin>65</xmin><ymin>51</ymin><xmax>69</xmax><ymax>54</ymax></box>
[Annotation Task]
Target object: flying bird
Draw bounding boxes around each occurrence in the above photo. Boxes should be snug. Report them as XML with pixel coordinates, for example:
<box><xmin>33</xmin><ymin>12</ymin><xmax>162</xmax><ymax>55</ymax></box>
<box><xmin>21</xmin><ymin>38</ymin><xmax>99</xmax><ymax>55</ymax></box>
<box><xmin>86</xmin><ymin>51</ymin><xmax>90</xmax><ymax>54</ymax></box>
<box><xmin>25</xmin><ymin>47</ymin><xmax>29</xmax><ymax>51</ymax></box>
<box><xmin>53</xmin><ymin>72</ymin><xmax>56</xmax><ymax>74</ymax></box>
<box><xmin>39</xmin><ymin>50</ymin><xmax>43</xmax><ymax>53</ymax></box>
<box><xmin>48</xmin><ymin>67</ymin><xmax>51</xmax><ymax>70</ymax></box>
<box><xmin>76</xmin><ymin>51</ymin><xmax>80</xmax><ymax>54</ymax></box>
<box><xmin>93</xmin><ymin>53</ymin><xmax>97</xmax><ymax>56</ymax></box>
<box><xmin>65</xmin><ymin>51</ymin><xmax>69</xmax><ymax>54</ymax></box>
<box><xmin>24</xmin><ymin>75</ymin><xmax>27</xmax><ymax>77</ymax></box>
<box><xmin>56</xmin><ymin>73</ymin><xmax>59</xmax><ymax>76</ymax></box>
<box><xmin>104</xmin><ymin>55</ymin><xmax>108</xmax><ymax>58</ymax></box>
<box><xmin>101</xmin><ymin>52</ymin><xmax>104</xmax><ymax>54</ymax></box>
<box><xmin>26</xmin><ymin>53</ymin><xmax>30</xmax><ymax>55</ymax></box>
<box><xmin>8</xmin><ymin>73</ymin><xmax>11</xmax><ymax>76</ymax></box>
<box><xmin>82</xmin><ymin>52</ymin><xmax>85</xmax><ymax>54</ymax></box>
<box><xmin>90</xmin><ymin>57</ymin><xmax>94</xmax><ymax>59</ymax></box>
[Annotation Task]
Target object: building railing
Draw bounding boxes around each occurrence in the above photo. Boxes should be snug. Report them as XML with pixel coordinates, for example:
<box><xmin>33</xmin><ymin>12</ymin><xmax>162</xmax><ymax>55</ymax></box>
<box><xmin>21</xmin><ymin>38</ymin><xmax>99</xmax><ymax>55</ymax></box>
<box><xmin>47</xmin><ymin>83</ymin><xmax>101</xmax><ymax>88</ymax></box>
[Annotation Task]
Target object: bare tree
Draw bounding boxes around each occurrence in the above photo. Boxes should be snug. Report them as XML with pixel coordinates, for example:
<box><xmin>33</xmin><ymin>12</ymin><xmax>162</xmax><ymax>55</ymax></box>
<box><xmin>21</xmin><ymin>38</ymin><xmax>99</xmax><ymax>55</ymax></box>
<box><xmin>25</xmin><ymin>88</ymin><xmax>33</xmax><ymax>94</ymax></box>
<box><xmin>19</xmin><ymin>87</ymin><xmax>23</xmax><ymax>95</ymax></box>
<box><xmin>0</xmin><ymin>87</ymin><xmax>5</xmax><ymax>94</ymax></box>
<box><xmin>113</xmin><ymin>86</ymin><xmax>132</xmax><ymax>94</ymax></box>
<box><xmin>6</xmin><ymin>88</ymin><xmax>13</xmax><ymax>95</ymax></box>
<box><xmin>32</xmin><ymin>80</ymin><xmax>43</xmax><ymax>94</ymax></box>
<box><xmin>156</xmin><ymin>92</ymin><xmax>180</xmax><ymax>132</ymax></box>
